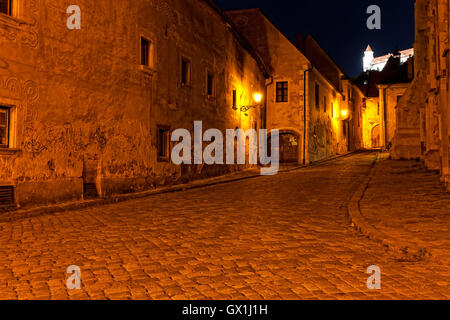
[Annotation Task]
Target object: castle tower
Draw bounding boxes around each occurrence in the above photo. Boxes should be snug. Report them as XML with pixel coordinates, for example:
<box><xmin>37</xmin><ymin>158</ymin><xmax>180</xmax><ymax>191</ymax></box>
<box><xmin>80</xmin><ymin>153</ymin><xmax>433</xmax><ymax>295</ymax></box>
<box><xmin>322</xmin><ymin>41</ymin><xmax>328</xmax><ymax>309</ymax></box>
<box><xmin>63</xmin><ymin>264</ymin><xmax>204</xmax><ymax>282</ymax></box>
<box><xmin>363</xmin><ymin>45</ymin><xmax>374</xmax><ymax>72</ymax></box>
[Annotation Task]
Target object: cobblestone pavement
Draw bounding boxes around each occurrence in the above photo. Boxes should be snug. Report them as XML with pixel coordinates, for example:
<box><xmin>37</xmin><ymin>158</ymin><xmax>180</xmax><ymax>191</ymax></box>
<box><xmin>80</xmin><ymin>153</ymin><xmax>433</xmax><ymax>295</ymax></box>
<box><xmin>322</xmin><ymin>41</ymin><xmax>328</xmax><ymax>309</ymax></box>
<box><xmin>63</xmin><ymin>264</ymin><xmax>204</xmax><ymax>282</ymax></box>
<box><xmin>360</xmin><ymin>153</ymin><xmax>450</xmax><ymax>263</ymax></box>
<box><xmin>0</xmin><ymin>152</ymin><xmax>448</xmax><ymax>300</ymax></box>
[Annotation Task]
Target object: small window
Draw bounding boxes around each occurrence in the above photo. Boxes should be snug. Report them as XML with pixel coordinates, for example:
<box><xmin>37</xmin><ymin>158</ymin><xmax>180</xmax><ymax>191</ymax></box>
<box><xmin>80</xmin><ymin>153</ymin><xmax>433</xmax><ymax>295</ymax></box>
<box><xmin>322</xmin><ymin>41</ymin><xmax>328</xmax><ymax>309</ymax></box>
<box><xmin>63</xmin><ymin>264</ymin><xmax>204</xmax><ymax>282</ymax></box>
<box><xmin>0</xmin><ymin>0</ymin><xmax>12</xmax><ymax>16</ymax></box>
<box><xmin>207</xmin><ymin>72</ymin><xmax>215</xmax><ymax>97</ymax></box>
<box><xmin>157</xmin><ymin>125</ymin><xmax>170</xmax><ymax>162</ymax></box>
<box><xmin>323</xmin><ymin>96</ymin><xmax>327</xmax><ymax>113</ymax></box>
<box><xmin>232</xmin><ymin>89</ymin><xmax>237</xmax><ymax>109</ymax></box>
<box><xmin>315</xmin><ymin>84</ymin><xmax>320</xmax><ymax>109</ymax></box>
<box><xmin>276</xmin><ymin>81</ymin><xmax>288</xmax><ymax>103</ymax></box>
<box><xmin>397</xmin><ymin>95</ymin><xmax>403</xmax><ymax>104</ymax></box>
<box><xmin>181</xmin><ymin>58</ymin><xmax>191</xmax><ymax>86</ymax></box>
<box><xmin>0</xmin><ymin>107</ymin><xmax>9</xmax><ymax>148</ymax></box>
<box><xmin>140</xmin><ymin>37</ymin><xmax>152</xmax><ymax>67</ymax></box>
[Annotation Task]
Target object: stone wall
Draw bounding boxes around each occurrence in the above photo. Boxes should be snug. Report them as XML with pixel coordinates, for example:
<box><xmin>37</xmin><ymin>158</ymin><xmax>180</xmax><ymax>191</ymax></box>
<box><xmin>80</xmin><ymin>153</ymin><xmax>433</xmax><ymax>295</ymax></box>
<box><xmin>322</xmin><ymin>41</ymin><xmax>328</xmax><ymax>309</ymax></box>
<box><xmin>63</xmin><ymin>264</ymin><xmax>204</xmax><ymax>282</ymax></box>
<box><xmin>0</xmin><ymin>0</ymin><xmax>266</xmax><ymax>206</ymax></box>
<box><xmin>391</xmin><ymin>0</ymin><xmax>449</xmax><ymax>190</ymax></box>
<box><xmin>226</xmin><ymin>9</ymin><xmax>357</xmax><ymax>164</ymax></box>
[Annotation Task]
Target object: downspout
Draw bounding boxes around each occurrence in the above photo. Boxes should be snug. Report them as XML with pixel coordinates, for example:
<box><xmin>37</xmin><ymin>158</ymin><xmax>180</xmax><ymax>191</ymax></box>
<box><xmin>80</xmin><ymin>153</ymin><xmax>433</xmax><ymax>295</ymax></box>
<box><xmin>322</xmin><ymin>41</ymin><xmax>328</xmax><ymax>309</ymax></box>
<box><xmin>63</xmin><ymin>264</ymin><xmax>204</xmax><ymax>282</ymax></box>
<box><xmin>303</xmin><ymin>65</ymin><xmax>314</xmax><ymax>165</ymax></box>
<box><xmin>383</xmin><ymin>87</ymin><xmax>388</xmax><ymax>148</ymax></box>
<box><xmin>264</xmin><ymin>76</ymin><xmax>274</xmax><ymax>130</ymax></box>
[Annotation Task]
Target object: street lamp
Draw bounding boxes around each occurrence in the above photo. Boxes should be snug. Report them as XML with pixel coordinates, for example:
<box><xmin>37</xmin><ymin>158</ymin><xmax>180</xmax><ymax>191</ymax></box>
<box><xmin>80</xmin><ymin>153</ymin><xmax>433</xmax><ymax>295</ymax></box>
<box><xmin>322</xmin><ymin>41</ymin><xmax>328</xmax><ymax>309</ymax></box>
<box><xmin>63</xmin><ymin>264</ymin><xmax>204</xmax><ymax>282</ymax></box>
<box><xmin>240</xmin><ymin>92</ymin><xmax>263</xmax><ymax>112</ymax></box>
<box><xmin>340</xmin><ymin>110</ymin><xmax>349</xmax><ymax>119</ymax></box>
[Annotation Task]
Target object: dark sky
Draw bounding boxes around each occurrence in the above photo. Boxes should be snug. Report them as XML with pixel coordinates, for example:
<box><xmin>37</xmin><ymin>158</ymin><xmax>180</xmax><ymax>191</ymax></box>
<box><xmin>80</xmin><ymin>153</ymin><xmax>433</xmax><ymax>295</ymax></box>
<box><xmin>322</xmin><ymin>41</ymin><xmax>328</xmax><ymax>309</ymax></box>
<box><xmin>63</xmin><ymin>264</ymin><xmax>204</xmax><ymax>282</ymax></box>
<box><xmin>215</xmin><ymin>0</ymin><xmax>415</xmax><ymax>77</ymax></box>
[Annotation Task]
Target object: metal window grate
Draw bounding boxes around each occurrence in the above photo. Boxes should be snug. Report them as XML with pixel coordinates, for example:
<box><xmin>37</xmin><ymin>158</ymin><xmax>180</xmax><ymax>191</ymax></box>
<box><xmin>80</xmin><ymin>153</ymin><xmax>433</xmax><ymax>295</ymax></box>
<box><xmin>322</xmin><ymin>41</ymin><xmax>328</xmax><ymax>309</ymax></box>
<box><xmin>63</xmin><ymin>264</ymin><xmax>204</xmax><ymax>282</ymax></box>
<box><xmin>0</xmin><ymin>0</ymin><xmax>11</xmax><ymax>15</ymax></box>
<box><xmin>83</xmin><ymin>183</ymin><xmax>98</xmax><ymax>199</ymax></box>
<box><xmin>0</xmin><ymin>186</ymin><xmax>14</xmax><ymax>207</ymax></box>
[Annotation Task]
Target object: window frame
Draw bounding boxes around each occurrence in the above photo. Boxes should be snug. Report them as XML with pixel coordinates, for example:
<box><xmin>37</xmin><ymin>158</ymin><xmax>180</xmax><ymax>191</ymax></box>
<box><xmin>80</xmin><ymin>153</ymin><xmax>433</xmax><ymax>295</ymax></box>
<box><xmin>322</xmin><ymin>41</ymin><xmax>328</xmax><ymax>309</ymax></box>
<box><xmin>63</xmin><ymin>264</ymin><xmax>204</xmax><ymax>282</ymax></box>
<box><xmin>0</xmin><ymin>106</ymin><xmax>10</xmax><ymax>149</ymax></box>
<box><xmin>181</xmin><ymin>57</ymin><xmax>191</xmax><ymax>87</ymax></box>
<box><xmin>232</xmin><ymin>89</ymin><xmax>237</xmax><ymax>109</ymax></box>
<box><xmin>275</xmin><ymin>81</ymin><xmax>289</xmax><ymax>103</ymax></box>
<box><xmin>140</xmin><ymin>37</ymin><xmax>152</xmax><ymax>67</ymax></box>
<box><xmin>0</xmin><ymin>0</ymin><xmax>12</xmax><ymax>16</ymax></box>
<box><xmin>315</xmin><ymin>84</ymin><xmax>320</xmax><ymax>109</ymax></box>
<box><xmin>206</xmin><ymin>71</ymin><xmax>215</xmax><ymax>98</ymax></box>
<box><xmin>157</xmin><ymin>125</ymin><xmax>171</xmax><ymax>162</ymax></box>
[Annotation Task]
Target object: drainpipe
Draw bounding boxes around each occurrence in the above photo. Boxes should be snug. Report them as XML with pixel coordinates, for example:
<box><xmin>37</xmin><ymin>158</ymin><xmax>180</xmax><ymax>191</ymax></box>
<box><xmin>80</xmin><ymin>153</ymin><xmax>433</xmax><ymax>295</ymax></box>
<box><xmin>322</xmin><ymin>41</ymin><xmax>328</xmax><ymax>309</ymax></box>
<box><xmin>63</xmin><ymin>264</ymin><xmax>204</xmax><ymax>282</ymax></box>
<box><xmin>264</xmin><ymin>76</ymin><xmax>273</xmax><ymax>130</ymax></box>
<box><xmin>303</xmin><ymin>65</ymin><xmax>314</xmax><ymax>165</ymax></box>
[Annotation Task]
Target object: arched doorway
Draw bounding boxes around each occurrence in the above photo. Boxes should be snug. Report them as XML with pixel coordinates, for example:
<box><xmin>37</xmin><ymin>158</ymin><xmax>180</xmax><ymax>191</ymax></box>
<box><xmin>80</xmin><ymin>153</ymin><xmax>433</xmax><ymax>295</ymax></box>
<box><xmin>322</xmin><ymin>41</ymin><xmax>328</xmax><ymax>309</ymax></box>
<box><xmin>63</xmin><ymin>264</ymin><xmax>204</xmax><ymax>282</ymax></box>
<box><xmin>279</xmin><ymin>132</ymin><xmax>300</xmax><ymax>163</ymax></box>
<box><xmin>371</xmin><ymin>124</ymin><xmax>380</xmax><ymax>148</ymax></box>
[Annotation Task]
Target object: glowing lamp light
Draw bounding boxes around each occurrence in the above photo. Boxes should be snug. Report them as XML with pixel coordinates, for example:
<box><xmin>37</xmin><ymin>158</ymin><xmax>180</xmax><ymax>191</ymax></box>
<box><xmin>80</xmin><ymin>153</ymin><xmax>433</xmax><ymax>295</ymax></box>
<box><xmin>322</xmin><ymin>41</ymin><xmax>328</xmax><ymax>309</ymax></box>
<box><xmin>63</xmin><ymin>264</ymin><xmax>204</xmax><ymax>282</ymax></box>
<box><xmin>253</xmin><ymin>92</ymin><xmax>263</xmax><ymax>104</ymax></box>
<box><xmin>341</xmin><ymin>110</ymin><xmax>349</xmax><ymax>118</ymax></box>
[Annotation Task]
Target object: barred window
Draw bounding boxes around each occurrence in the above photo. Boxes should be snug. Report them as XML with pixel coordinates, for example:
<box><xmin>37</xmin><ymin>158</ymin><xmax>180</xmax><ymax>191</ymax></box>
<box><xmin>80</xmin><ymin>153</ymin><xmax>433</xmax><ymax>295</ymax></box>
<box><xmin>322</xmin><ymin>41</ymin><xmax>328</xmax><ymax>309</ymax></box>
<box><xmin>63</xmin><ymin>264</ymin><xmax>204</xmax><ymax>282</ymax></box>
<box><xmin>0</xmin><ymin>107</ymin><xmax>9</xmax><ymax>148</ymax></box>
<box><xmin>157</xmin><ymin>125</ymin><xmax>170</xmax><ymax>162</ymax></box>
<box><xmin>315</xmin><ymin>84</ymin><xmax>320</xmax><ymax>109</ymax></box>
<box><xmin>140</xmin><ymin>37</ymin><xmax>152</xmax><ymax>67</ymax></box>
<box><xmin>0</xmin><ymin>0</ymin><xmax>12</xmax><ymax>16</ymax></box>
<box><xmin>207</xmin><ymin>72</ymin><xmax>215</xmax><ymax>97</ymax></box>
<box><xmin>276</xmin><ymin>81</ymin><xmax>288</xmax><ymax>103</ymax></box>
<box><xmin>181</xmin><ymin>58</ymin><xmax>191</xmax><ymax>86</ymax></box>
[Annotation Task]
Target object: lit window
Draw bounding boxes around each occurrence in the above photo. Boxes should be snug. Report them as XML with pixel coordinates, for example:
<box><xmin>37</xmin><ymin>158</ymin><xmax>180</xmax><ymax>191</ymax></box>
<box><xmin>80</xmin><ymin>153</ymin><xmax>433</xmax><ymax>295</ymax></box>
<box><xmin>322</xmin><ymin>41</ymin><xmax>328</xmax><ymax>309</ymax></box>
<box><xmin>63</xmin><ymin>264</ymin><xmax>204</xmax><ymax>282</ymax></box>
<box><xmin>207</xmin><ymin>72</ymin><xmax>215</xmax><ymax>97</ymax></box>
<box><xmin>0</xmin><ymin>107</ymin><xmax>9</xmax><ymax>148</ymax></box>
<box><xmin>181</xmin><ymin>58</ymin><xmax>191</xmax><ymax>86</ymax></box>
<box><xmin>0</xmin><ymin>0</ymin><xmax>12</xmax><ymax>16</ymax></box>
<box><xmin>276</xmin><ymin>81</ymin><xmax>288</xmax><ymax>103</ymax></box>
<box><xmin>157</xmin><ymin>125</ymin><xmax>170</xmax><ymax>162</ymax></box>
<box><xmin>140</xmin><ymin>37</ymin><xmax>152</xmax><ymax>67</ymax></box>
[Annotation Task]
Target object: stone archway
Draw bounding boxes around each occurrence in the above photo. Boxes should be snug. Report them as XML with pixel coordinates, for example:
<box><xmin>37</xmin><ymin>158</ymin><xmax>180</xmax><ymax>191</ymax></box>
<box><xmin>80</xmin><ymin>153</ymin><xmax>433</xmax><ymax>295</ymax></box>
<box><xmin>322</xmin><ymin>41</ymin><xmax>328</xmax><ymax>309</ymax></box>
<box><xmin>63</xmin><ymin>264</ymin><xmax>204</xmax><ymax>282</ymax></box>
<box><xmin>371</xmin><ymin>124</ymin><xmax>381</xmax><ymax>148</ymax></box>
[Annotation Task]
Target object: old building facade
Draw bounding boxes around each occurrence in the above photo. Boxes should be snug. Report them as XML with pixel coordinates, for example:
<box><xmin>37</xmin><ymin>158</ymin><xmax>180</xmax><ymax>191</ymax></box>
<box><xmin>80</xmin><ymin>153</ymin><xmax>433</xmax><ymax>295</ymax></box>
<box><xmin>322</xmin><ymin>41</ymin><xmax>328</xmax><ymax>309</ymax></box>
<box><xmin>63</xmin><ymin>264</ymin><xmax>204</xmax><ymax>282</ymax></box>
<box><xmin>0</xmin><ymin>0</ymin><xmax>267</xmax><ymax>207</ymax></box>
<box><xmin>225</xmin><ymin>9</ymin><xmax>363</xmax><ymax>165</ymax></box>
<box><xmin>392</xmin><ymin>0</ymin><xmax>450</xmax><ymax>191</ymax></box>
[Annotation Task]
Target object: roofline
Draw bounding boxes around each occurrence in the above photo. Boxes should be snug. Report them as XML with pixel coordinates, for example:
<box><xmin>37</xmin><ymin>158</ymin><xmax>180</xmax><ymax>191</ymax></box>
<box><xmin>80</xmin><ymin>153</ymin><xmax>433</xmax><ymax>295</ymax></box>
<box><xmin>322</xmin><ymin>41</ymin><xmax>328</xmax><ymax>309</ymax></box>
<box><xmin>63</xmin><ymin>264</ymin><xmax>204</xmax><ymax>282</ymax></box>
<box><xmin>304</xmin><ymin>34</ymin><xmax>348</xmax><ymax>79</ymax></box>
<box><xmin>201</xmin><ymin>1</ymin><xmax>270</xmax><ymax>78</ymax></box>
<box><xmin>225</xmin><ymin>7</ymin><xmax>311</xmax><ymax>65</ymax></box>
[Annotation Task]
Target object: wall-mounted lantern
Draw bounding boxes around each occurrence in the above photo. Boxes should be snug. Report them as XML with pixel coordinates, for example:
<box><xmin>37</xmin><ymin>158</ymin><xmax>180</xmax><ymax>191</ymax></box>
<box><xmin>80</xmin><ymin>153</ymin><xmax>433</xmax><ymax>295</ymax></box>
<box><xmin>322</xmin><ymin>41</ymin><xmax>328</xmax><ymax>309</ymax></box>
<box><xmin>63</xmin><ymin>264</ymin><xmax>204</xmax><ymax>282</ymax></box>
<box><xmin>339</xmin><ymin>109</ymin><xmax>350</xmax><ymax>121</ymax></box>
<box><xmin>240</xmin><ymin>92</ymin><xmax>263</xmax><ymax>112</ymax></box>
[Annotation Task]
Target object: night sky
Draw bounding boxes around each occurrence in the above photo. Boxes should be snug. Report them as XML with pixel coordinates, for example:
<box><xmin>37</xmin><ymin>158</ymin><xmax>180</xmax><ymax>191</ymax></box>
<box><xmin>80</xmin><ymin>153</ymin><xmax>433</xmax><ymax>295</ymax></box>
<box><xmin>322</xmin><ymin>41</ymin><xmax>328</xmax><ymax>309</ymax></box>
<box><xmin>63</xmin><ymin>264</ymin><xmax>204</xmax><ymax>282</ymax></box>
<box><xmin>215</xmin><ymin>0</ymin><xmax>415</xmax><ymax>77</ymax></box>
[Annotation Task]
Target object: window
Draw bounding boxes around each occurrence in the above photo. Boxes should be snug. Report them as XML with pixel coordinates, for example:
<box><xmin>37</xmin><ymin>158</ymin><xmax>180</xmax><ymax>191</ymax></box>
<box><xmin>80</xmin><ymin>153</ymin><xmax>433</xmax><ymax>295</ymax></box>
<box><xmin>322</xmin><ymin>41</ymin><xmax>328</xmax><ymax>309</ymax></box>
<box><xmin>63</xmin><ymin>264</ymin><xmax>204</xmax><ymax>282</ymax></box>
<box><xmin>0</xmin><ymin>0</ymin><xmax>12</xmax><ymax>16</ymax></box>
<box><xmin>397</xmin><ymin>95</ymin><xmax>403</xmax><ymax>104</ymax></box>
<box><xmin>181</xmin><ymin>58</ymin><xmax>191</xmax><ymax>86</ymax></box>
<box><xmin>232</xmin><ymin>89</ymin><xmax>237</xmax><ymax>109</ymax></box>
<box><xmin>207</xmin><ymin>72</ymin><xmax>215</xmax><ymax>97</ymax></box>
<box><xmin>315</xmin><ymin>84</ymin><xmax>320</xmax><ymax>109</ymax></box>
<box><xmin>140</xmin><ymin>37</ymin><xmax>152</xmax><ymax>67</ymax></box>
<box><xmin>157</xmin><ymin>125</ymin><xmax>170</xmax><ymax>162</ymax></box>
<box><xmin>0</xmin><ymin>107</ymin><xmax>9</xmax><ymax>148</ymax></box>
<box><xmin>276</xmin><ymin>81</ymin><xmax>288</xmax><ymax>103</ymax></box>
<box><xmin>323</xmin><ymin>96</ymin><xmax>327</xmax><ymax>112</ymax></box>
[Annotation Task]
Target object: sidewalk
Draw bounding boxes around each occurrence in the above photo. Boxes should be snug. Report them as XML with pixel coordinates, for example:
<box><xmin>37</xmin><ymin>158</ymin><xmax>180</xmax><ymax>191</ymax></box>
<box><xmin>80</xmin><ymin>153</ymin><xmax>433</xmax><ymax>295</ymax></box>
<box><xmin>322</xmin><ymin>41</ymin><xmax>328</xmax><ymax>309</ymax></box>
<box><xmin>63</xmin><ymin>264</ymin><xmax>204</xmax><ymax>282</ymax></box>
<box><xmin>356</xmin><ymin>153</ymin><xmax>450</xmax><ymax>263</ymax></box>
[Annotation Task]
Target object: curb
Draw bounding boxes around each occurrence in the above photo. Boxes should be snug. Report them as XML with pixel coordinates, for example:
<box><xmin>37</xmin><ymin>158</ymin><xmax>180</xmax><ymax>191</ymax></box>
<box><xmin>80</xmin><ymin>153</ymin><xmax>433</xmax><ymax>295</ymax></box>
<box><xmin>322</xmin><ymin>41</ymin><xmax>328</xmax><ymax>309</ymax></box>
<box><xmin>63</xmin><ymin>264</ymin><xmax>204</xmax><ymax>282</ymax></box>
<box><xmin>1</xmin><ymin>150</ymin><xmax>359</xmax><ymax>223</ymax></box>
<box><xmin>347</xmin><ymin>153</ymin><xmax>433</xmax><ymax>261</ymax></box>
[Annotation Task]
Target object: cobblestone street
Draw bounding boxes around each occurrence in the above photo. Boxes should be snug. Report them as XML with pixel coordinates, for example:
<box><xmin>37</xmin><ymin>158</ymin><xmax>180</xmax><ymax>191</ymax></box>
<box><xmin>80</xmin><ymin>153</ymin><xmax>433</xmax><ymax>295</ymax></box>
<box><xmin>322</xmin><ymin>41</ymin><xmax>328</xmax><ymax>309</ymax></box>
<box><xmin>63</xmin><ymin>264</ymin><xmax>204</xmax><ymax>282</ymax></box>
<box><xmin>0</xmin><ymin>152</ymin><xmax>448</xmax><ymax>300</ymax></box>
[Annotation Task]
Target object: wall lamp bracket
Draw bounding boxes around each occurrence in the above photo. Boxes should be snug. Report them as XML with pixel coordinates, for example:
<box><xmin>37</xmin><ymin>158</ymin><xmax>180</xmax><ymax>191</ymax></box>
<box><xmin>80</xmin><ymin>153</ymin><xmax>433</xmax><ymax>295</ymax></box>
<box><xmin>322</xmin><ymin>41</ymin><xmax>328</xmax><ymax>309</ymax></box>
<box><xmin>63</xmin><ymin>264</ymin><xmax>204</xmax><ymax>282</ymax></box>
<box><xmin>240</xmin><ymin>104</ymin><xmax>260</xmax><ymax>113</ymax></box>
